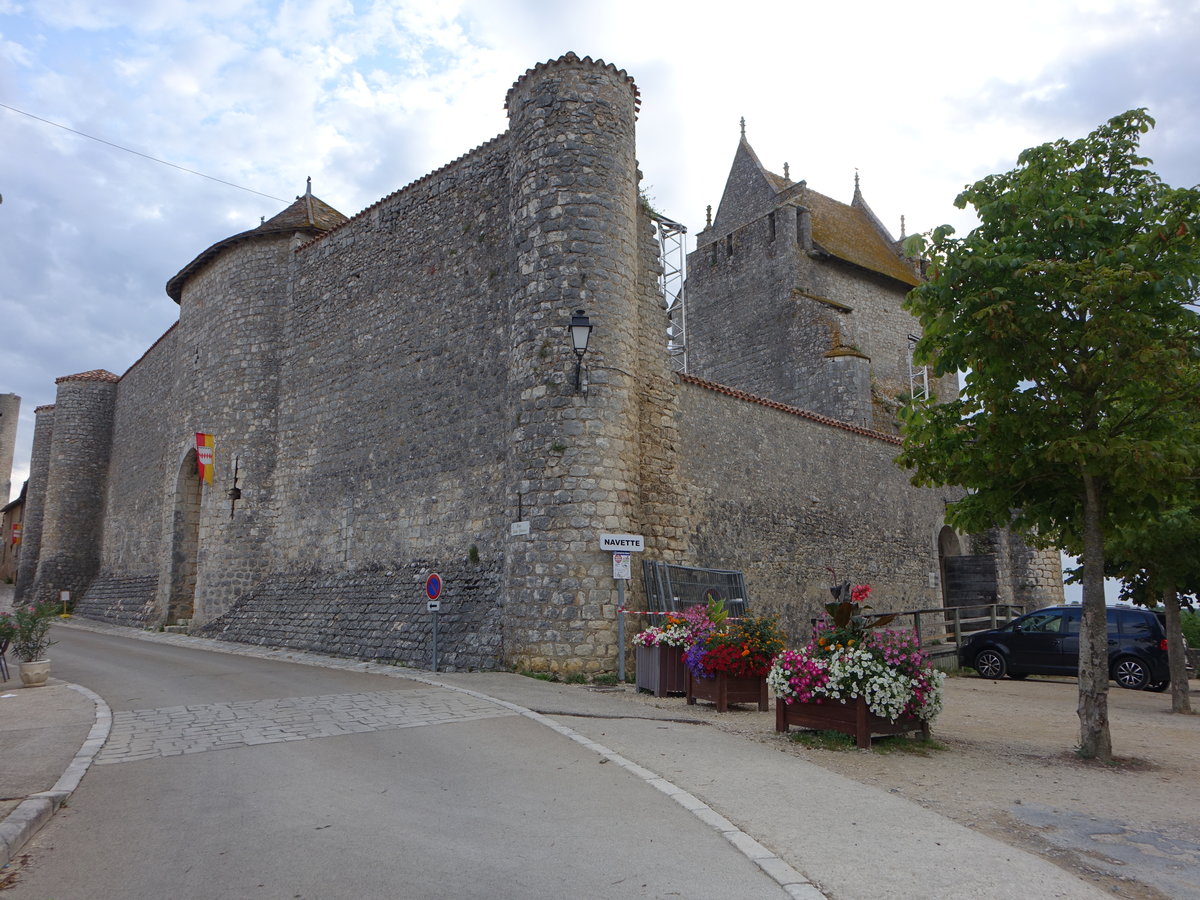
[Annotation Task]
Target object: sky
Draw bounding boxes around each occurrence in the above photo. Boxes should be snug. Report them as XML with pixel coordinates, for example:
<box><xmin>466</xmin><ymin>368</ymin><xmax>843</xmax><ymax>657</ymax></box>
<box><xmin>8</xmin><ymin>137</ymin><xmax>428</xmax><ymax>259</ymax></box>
<box><xmin>1</xmin><ymin>1</ymin><xmax>1197</xmax><ymax>598</ymax></box>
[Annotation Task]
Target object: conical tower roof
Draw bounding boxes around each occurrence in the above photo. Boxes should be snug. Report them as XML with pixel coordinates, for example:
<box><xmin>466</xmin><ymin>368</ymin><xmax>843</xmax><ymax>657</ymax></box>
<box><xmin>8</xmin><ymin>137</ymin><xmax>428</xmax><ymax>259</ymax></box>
<box><xmin>166</xmin><ymin>180</ymin><xmax>347</xmax><ymax>302</ymax></box>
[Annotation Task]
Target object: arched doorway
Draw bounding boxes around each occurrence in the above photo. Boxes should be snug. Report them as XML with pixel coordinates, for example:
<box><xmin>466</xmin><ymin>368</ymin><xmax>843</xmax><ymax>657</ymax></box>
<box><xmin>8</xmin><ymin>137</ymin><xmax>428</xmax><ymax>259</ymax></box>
<box><xmin>167</xmin><ymin>449</ymin><xmax>201</xmax><ymax>624</ymax></box>
<box><xmin>937</xmin><ymin>525</ymin><xmax>962</xmax><ymax>608</ymax></box>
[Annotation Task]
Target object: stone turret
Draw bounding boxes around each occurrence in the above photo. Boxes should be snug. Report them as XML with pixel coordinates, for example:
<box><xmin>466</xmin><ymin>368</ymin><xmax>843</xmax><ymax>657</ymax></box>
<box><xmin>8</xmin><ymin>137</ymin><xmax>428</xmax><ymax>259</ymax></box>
<box><xmin>14</xmin><ymin>404</ymin><xmax>52</xmax><ymax>600</ymax></box>
<box><xmin>30</xmin><ymin>372</ymin><xmax>119</xmax><ymax>604</ymax></box>
<box><xmin>163</xmin><ymin>184</ymin><xmax>347</xmax><ymax>624</ymax></box>
<box><xmin>502</xmin><ymin>53</ymin><xmax>643</xmax><ymax>672</ymax></box>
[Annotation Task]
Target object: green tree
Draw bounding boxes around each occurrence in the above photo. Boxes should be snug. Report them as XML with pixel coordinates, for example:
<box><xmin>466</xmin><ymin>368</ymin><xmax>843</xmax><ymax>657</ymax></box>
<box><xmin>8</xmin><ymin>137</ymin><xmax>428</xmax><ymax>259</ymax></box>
<box><xmin>900</xmin><ymin>110</ymin><xmax>1200</xmax><ymax>760</ymax></box>
<box><xmin>1105</xmin><ymin>494</ymin><xmax>1199</xmax><ymax>713</ymax></box>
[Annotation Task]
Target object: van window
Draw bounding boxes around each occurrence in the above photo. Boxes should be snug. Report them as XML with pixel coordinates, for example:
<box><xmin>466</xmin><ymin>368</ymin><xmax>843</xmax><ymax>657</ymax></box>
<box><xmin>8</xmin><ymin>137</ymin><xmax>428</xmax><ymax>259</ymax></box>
<box><xmin>1064</xmin><ymin>608</ymin><xmax>1081</xmax><ymax>634</ymax></box>
<box><xmin>1117</xmin><ymin>609</ymin><xmax>1154</xmax><ymax>636</ymax></box>
<box><xmin>1022</xmin><ymin>612</ymin><xmax>1066</xmax><ymax>634</ymax></box>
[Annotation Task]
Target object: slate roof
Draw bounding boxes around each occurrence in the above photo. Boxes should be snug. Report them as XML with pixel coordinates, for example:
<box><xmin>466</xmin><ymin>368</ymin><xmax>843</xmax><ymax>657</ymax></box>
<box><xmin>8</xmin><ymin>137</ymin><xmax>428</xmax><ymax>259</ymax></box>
<box><xmin>55</xmin><ymin>369</ymin><xmax>120</xmax><ymax>384</ymax></box>
<box><xmin>799</xmin><ymin>185</ymin><xmax>921</xmax><ymax>287</ymax></box>
<box><xmin>166</xmin><ymin>188</ymin><xmax>348</xmax><ymax>302</ymax></box>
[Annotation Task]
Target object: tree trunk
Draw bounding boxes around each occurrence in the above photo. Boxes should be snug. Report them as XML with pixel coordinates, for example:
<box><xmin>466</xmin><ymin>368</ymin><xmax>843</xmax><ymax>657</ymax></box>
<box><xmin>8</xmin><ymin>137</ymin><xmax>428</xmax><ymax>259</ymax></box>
<box><xmin>1077</xmin><ymin>473</ymin><xmax>1112</xmax><ymax>760</ymax></box>
<box><xmin>1162</xmin><ymin>586</ymin><xmax>1193</xmax><ymax>715</ymax></box>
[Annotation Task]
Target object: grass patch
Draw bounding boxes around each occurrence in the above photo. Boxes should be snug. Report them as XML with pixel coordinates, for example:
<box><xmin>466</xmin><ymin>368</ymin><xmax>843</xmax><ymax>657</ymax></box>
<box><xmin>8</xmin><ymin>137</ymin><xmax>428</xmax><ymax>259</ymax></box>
<box><xmin>591</xmin><ymin>673</ymin><xmax>619</xmax><ymax>686</ymax></box>
<box><xmin>518</xmin><ymin>669</ymin><xmax>559</xmax><ymax>682</ymax></box>
<box><xmin>788</xmin><ymin>730</ymin><xmax>857</xmax><ymax>750</ymax></box>
<box><xmin>564</xmin><ymin>673</ymin><xmax>588</xmax><ymax>684</ymax></box>
<box><xmin>788</xmin><ymin>730</ymin><xmax>946</xmax><ymax>754</ymax></box>
<box><xmin>872</xmin><ymin>735</ymin><xmax>947</xmax><ymax>755</ymax></box>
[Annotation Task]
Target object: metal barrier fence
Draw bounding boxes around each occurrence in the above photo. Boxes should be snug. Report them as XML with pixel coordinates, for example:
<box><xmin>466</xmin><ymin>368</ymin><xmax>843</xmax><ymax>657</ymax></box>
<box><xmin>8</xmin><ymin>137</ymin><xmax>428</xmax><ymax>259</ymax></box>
<box><xmin>641</xmin><ymin>561</ymin><xmax>748</xmax><ymax>617</ymax></box>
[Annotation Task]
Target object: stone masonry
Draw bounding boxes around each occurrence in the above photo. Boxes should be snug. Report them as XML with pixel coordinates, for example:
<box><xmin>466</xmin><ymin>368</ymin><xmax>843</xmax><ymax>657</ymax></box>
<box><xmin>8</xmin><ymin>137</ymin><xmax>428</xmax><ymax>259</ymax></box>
<box><xmin>18</xmin><ymin>53</ymin><xmax>1061</xmax><ymax>672</ymax></box>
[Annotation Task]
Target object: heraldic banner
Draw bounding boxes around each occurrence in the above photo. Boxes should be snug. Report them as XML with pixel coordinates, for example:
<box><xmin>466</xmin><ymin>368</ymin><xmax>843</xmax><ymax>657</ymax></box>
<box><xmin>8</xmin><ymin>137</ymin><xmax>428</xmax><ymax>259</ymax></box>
<box><xmin>195</xmin><ymin>433</ymin><xmax>214</xmax><ymax>485</ymax></box>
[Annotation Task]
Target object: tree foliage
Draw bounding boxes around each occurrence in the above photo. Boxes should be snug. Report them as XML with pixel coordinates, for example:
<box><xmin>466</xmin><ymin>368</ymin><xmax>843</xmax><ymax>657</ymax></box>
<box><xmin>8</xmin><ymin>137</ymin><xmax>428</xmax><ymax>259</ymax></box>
<box><xmin>899</xmin><ymin>110</ymin><xmax>1200</xmax><ymax>759</ymax></box>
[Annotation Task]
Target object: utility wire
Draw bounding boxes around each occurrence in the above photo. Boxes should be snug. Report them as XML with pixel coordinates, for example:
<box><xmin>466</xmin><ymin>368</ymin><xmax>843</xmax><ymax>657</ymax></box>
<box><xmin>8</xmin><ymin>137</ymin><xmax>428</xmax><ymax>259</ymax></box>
<box><xmin>0</xmin><ymin>101</ymin><xmax>288</xmax><ymax>203</ymax></box>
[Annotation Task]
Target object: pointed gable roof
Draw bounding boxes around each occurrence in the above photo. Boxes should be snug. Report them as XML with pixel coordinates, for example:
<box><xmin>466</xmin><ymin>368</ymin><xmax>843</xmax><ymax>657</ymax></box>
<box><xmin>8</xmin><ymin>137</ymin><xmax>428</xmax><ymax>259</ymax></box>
<box><xmin>710</xmin><ymin>137</ymin><xmax>781</xmax><ymax>235</ymax></box>
<box><xmin>708</xmin><ymin>136</ymin><xmax>920</xmax><ymax>288</ymax></box>
<box><xmin>166</xmin><ymin>183</ymin><xmax>348</xmax><ymax>302</ymax></box>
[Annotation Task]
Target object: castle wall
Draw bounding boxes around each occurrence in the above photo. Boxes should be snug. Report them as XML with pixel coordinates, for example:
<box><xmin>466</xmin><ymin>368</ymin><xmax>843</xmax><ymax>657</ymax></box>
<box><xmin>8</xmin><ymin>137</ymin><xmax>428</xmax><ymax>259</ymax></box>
<box><xmin>273</xmin><ymin>138</ymin><xmax>513</xmax><ymax>575</ymax></box>
<box><xmin>196</xmin><ymin>137</ymin><xmax>522</xmax><ymax>666</ymax></box>
<box><xmin>18</xmin><ymin>53</ymin><xmax>1057</xmax><ymax>672</ymax></box>
<box><xmin>74</xmin><ymin>328</ymin><xmax>179</xmax><ymax>625</ymax></box>
<box><xmin>675</xmin><ymin>378</ymin><xmax>949</xmax><ymax>644</ymax></box>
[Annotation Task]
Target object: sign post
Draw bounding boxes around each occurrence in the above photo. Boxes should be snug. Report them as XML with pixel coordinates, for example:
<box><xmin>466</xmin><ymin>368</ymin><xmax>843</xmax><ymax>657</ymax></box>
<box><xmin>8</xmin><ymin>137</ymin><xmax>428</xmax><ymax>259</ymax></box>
<box><xmin>425</xmin><ymin>573</ymin><xmax>442</xmax><ymax>672</ymax></box>
<box><xmin>599</xmin><ymin>535</ymin><xmax>643</xmax><ymax>682</ymax></box>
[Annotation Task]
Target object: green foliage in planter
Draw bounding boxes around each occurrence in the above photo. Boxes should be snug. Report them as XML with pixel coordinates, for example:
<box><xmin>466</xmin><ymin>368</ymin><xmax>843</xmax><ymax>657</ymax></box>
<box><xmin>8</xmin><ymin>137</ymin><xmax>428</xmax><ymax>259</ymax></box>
<box><xmin>0</xmin><ymin>601</ymin><xmax>57</xmax><ymax>662</ymax></box>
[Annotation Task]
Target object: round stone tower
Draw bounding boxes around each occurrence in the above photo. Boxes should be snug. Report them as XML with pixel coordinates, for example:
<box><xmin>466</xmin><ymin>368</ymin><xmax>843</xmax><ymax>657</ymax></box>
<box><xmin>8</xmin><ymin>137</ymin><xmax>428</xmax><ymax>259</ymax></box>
<box><xmin>31</xmin><ymin>371</ymin><xmax>119</xmax><ymax>605</ymax></box>
<box><xmin>501</xmin><ymin>53</ymin><xmax>644</xmax><ymax>672</ymax></box>
<box><xmin>13</xmin><ymin>403</ymin><xmax>53</xmax><ymax>600</ymax></box>
<box><xmin>164</xmin><ymin>187</ymin><xmax>345</xmax><ymax>624</ymax></box>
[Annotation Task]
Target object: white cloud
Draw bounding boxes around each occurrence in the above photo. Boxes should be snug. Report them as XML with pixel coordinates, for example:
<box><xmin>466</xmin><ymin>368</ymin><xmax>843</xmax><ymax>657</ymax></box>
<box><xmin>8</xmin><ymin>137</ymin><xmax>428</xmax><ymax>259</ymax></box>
<box><xmin>1</xmin><ymin>0</ymin><xmax>1197</xmax><ymax>507</ymax></box>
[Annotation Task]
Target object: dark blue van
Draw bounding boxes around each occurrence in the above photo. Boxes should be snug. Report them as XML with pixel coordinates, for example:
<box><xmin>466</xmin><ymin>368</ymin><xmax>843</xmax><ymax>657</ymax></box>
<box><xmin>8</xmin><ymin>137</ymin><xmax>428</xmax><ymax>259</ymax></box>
<box><xmin>959</xmin><ymin>604</ymin><xmax>1171</xmax><ymax>691</ymax></box>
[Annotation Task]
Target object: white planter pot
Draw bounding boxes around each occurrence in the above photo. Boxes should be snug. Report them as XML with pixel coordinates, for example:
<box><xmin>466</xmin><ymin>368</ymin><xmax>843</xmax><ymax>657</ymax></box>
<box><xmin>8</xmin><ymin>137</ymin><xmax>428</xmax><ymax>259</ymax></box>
<box><xmin>18</xmin><ymin>659</ymin><xmax>51</xmax><ymax>687</ymax></box>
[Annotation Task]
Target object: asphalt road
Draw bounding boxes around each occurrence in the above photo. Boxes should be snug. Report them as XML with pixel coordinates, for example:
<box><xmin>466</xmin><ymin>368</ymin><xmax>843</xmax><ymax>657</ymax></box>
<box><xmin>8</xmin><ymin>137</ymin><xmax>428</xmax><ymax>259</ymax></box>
<box><xmin>9</xmin><ymin>628</ymin><xmax>787</xmax><ymax>900</ymax></box>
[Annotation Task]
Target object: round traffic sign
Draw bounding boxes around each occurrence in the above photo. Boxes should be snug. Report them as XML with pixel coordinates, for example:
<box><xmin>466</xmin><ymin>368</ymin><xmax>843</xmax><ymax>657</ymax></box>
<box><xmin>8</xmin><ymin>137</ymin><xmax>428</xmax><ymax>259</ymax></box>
<box><xmin>425</xmin><ymin>573</ymin><xmax>442</xmax><ymax>601</ymax></box>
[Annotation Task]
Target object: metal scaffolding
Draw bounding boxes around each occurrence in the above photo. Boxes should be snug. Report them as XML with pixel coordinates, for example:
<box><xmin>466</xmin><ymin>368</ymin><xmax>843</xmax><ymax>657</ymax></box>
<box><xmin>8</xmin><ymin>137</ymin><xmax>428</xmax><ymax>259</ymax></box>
<box><xmin>652</xmin><ymin>213</ymin><xmax>688</xmax><ymax>373</ymax></box>
<box><xmin>908</xmin><ymin>334</ymin><xmax>929</xmax><ymax>402</ymax></box>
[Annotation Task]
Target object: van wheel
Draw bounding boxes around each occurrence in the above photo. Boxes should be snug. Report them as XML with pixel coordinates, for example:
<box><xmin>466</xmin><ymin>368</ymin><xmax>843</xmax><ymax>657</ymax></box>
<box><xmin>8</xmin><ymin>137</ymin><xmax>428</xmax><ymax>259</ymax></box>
<box><xmin>1145</xmin><ymin>679</ymin><xmax>1169</xmax><ymax>693</ymax></box>
<box><xmin>975</xmin><ymin>650</ymin><xmax>1006</xmax><ymax>680</ymax></box>
<box><xmin>1112</xmin><ymin>657</ymin><xmax>1149</xmax><ymax>690</ymax></box>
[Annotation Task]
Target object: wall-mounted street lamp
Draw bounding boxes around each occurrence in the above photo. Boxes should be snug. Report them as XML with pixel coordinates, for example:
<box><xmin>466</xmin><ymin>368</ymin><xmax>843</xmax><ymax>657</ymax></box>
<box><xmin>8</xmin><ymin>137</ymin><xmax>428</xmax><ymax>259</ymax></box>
<box><xmin>569</xmin><ymin>309</ymin><xmax>593</xmax><ymax>393</ymax></box>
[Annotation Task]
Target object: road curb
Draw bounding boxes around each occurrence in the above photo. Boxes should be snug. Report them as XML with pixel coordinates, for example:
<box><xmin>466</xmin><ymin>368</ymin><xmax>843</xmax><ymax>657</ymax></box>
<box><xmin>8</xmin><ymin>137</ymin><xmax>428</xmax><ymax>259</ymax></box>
<box><xmin>0</xmin><ymin>683</ymin><xmax>112</xmax><ymax>868</ymax></box>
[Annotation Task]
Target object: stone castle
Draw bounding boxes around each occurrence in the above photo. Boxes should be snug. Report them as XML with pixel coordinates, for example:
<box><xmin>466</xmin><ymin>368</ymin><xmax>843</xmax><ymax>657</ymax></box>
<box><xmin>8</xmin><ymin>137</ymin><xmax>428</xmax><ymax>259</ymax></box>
<box><xmin>15</xmin><ymin>53</ymin><xmax>1062</xmax><ymax>672</ymax></box>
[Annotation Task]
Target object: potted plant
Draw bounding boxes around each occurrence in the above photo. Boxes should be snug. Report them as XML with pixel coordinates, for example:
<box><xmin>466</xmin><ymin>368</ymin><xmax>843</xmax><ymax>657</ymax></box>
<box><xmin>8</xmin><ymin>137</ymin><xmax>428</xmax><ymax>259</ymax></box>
<box><xmin>768</xmin><ymin>584</ymin><xmax>944</xmax><ymax>747</ymax></box>
<box><xmin>684</xmin><ymin>608</ymin><xmax>785</xmax><ymax>712</ymax></box>
<box><xmin>0</xmin><ymin>601</ymin><xmax>58</xmax><ymax>687</ymax></box>
<box><xmin>632</xmin><ymin>613</ymin><xmax>691</xmax><ymax>696</ymax></box>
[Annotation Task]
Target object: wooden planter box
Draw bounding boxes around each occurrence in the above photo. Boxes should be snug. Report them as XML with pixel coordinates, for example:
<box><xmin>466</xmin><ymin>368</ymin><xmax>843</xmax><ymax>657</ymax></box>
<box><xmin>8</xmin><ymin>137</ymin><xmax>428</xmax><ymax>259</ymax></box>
<box><xmin>635</xmin><ymin>644</ymin><xmax>688</xmax><ymax>697</ymax></box>
<box><xmin>686</xmin><ymin>670</ymin><xmax>769</xmax><ymax>712</ymax></box>
<box><xmin>775</xmin><ymin>695</ymin><xmax>930</xmax><ymax>749</ymax></box>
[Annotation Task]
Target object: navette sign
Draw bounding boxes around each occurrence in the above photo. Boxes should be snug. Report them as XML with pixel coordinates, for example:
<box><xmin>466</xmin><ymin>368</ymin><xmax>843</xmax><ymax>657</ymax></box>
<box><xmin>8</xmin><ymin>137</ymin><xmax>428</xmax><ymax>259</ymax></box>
<box><xmin>599</xmin><ymin>533</ymin><xmax>644</xmax><ymax>552</ymax></box>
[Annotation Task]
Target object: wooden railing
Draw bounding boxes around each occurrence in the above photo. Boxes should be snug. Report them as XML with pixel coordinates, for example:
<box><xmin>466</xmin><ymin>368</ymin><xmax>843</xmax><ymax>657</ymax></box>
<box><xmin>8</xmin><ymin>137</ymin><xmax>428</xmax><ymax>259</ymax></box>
<box><xmin>869</xmin><ymin>603</ymin><xmax>1026</xmax><ymax>658</ymax></box>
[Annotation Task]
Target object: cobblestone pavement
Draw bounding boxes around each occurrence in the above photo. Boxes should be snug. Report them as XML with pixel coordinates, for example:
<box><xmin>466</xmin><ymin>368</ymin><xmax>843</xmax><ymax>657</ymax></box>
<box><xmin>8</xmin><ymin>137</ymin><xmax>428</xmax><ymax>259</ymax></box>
<box><xmin>96</xmin><ymin>688</ymin><xmax>516</xmax><ymax>765</ymax></box>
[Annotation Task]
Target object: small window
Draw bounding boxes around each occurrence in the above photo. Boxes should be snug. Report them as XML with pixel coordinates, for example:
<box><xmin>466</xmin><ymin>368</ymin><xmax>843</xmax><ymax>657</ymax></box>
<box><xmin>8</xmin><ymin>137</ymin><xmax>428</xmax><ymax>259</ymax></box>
<box><xmin>768</xmin><ymin>212</ymin><xmax>776</xmax><ymax>242</ymax></box>
<box><xmin>726</xmin><ymin>234</ymin><xmax>733</xmax><ymax>257</ymax></box>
